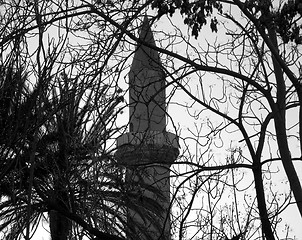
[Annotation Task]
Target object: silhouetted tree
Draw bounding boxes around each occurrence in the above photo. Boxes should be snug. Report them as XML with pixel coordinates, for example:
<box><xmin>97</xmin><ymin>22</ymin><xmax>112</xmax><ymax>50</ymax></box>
<box><xmin>1</xmin><ymin>0</ymin><xmax>302</xmax><ymax>239</ymax></box>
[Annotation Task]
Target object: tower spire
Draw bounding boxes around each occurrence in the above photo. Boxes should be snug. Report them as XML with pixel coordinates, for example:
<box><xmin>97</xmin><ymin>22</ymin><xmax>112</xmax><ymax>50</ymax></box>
<box><xmin>116</xmin><ymin>16</ymin><xmax>179</xmax><ymax>240</ymax></box>
<box><xmin>129</xmin><ymin>16</ymin><xmax>166</xmax><ymax>132</ymax></box>
<box><xmin>131</xmin><ymin>15</ymin><xmax>162</xmax><ymax>71</ymax></box>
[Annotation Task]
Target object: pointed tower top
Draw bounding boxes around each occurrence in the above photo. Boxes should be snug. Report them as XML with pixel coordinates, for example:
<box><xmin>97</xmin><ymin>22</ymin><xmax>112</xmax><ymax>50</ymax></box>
<box><xmin>140</xmin><ymin>15</ymin><xmax>154</xmax><ymax>41</ymax></box>
<box><xmin>128</xmin><ymin>16</ymin><xmax>166</xmax><ymax>132</ymax></box>
<box><xmin>130</xmin><ymin>16</ymin><xmax>163</xmax><ymax>72</ymax></box>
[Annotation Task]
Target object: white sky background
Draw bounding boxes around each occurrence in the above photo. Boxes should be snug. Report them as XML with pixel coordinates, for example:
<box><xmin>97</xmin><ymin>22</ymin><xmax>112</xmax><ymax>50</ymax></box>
<box><xmin>3</xmin><ymin>1</ymin><xmax>301</xmax><ymax>239</ymax></box>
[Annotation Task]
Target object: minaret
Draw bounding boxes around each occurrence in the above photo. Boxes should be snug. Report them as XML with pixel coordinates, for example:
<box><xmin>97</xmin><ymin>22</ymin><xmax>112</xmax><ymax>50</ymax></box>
<box><xmin>115</xmin><ymin>17</ymin><xmax>179</xmax><ymax>240</ymax></box>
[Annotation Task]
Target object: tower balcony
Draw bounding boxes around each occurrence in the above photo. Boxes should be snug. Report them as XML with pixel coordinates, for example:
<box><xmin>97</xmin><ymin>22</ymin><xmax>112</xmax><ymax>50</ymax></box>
<box><xmin>115</xmin><ymin>131</ymin><xmax>179</xmax><ymax>166</ymax></box>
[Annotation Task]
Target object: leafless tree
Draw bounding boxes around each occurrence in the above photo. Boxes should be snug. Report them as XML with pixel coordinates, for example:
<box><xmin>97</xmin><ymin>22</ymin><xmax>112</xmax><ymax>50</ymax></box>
<box><xmin>147</xmin><ymin>1</ymin><xmax>302</xmax><ymax>239</ymax></box>
<box><xmin>1</xmin><ymin>0</ymin><xmax>302</xmax><ymax>240</ymax></box>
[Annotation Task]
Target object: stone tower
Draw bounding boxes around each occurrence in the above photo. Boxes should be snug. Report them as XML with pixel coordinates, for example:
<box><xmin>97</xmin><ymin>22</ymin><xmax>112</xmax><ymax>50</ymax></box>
<box><xmin>115</xmin><ymin>17</ymin><xmax>179</xmax><ymax>240</ymax></box>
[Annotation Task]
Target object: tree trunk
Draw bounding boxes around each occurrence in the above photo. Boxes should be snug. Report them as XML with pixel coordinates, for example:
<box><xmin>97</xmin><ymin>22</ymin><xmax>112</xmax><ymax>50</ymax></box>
<box><xmin>49</xmin><ymin>179</ymin><xmax>71</xmax><ymax>240</ymax></box>
<box><xmin>49</xmin><ymin>209</ymin><xmax>71</xmax><ymax>240</ymax></box>
<box><xmin>268</xmin><ymin>27</ymin><xmax>302</xmax><ymax>217</ymax></box>
<box><xmin>273</xmin><ymin>115</ymin><xmax>302</xmax><ymax>216</ymax></box>
<box><xmin>253</xmin><ymin>162</ymin><xmax>275</xmax><ymax>239</ymax></box>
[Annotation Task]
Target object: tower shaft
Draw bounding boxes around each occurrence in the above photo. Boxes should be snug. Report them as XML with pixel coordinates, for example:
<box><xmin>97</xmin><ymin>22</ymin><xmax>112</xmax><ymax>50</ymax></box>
<box><xmin>116</xmin><ymin>16</ymin><xmax>179</xmax><ymax>240</ymax></box>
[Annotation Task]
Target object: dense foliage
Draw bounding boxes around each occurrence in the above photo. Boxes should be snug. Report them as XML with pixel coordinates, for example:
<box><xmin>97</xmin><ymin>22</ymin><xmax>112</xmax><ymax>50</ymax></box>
<box><xmin>151</xmin><ymin>0</ymin><xmax>302</xmax><ymax>43</ymax></box>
